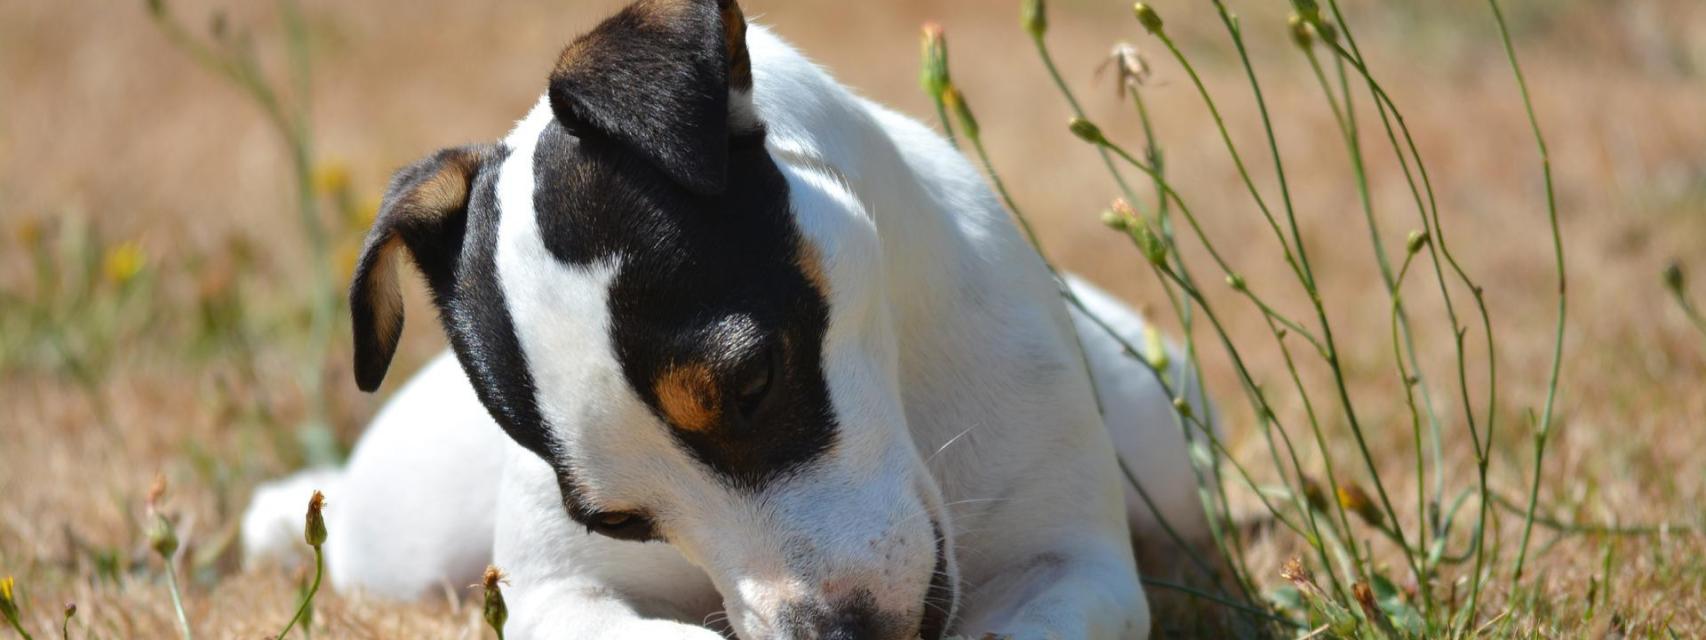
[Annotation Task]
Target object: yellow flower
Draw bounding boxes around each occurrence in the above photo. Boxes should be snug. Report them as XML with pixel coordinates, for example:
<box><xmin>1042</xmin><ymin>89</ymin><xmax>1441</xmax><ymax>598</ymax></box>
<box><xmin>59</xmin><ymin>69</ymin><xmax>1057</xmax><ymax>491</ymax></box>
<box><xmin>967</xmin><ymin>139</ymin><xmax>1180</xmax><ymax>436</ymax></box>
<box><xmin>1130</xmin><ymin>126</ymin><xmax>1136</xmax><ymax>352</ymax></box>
<box><xmin>1</xmin><ymin>575</ymin><xmax>14</xmax><ymax>603</ymax></box>
<box><xmin>313</xmin><ymin>162</ymin><xmax>352</xmax><ymax>196</ymax></box>
<box><xmin>13</xmin><ymin>218</ymin><xmax>41</xmax><ymax>247</ymax></box>
<box><xmin>103</xmin><ymin>241</ymin><xmax>145</xmax><ymax>285</ymax></box>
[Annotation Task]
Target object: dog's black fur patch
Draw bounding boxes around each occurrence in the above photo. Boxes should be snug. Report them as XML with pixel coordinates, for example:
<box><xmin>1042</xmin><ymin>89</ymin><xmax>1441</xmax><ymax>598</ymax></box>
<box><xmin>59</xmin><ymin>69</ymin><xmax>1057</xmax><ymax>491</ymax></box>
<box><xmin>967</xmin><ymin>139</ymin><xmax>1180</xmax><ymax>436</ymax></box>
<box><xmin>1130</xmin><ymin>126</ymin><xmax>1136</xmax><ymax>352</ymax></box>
<box><xmin>353</xmin><ymin>0</ymin><xmax>837</xmax><ymax>522</ymax></box>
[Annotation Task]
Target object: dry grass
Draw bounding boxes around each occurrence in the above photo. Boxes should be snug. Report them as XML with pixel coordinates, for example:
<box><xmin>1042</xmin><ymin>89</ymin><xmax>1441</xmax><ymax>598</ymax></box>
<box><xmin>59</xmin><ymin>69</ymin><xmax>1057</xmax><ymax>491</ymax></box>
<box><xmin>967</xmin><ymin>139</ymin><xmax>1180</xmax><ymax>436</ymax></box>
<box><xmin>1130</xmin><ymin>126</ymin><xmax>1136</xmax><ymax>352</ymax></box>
<box><xmin>3</xmin><ymin>0</ymin><xmax>1705</xmax><ymax>637</ymax></box>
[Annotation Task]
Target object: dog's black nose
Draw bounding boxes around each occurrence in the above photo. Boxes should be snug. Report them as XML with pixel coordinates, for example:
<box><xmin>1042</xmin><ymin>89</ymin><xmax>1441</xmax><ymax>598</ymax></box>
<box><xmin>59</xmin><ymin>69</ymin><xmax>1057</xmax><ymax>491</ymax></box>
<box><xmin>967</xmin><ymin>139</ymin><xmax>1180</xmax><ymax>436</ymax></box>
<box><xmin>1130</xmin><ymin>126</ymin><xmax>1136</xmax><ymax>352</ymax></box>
<box><xmin>784</xmin><ymin>592</ymin><xmax>912</xmax><ymax>640</ymax></box>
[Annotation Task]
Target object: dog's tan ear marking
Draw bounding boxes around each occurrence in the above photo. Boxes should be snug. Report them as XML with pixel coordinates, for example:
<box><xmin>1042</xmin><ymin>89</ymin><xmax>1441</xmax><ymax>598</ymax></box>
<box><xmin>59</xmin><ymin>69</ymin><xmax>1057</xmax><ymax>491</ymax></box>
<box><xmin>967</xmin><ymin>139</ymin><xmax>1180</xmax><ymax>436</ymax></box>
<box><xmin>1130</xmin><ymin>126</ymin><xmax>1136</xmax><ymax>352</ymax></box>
<box><xmin>350</xmin><ymin>144</ymin><xmax>492</xmax><ymax>392</ymax></box>
<box><xmin>720</xmin><ymin>0</ymin><xmax>751</xmax><ymax>92</ymax></box>
<box><xmin>654</xmin><ymin>362</ymin><xmax>723</xmax><ymax>432</ymax></box>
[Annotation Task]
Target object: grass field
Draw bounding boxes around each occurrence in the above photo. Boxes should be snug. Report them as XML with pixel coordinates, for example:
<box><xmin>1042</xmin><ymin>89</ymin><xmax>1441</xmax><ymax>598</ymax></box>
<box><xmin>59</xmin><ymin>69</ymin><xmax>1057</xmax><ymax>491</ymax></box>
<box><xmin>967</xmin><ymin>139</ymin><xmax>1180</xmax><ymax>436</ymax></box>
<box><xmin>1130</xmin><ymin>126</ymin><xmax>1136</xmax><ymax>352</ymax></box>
<box><xmin>3</xmin><ymin>0</ymin><xmax>1705</xmax><ymax>637</ymax></box>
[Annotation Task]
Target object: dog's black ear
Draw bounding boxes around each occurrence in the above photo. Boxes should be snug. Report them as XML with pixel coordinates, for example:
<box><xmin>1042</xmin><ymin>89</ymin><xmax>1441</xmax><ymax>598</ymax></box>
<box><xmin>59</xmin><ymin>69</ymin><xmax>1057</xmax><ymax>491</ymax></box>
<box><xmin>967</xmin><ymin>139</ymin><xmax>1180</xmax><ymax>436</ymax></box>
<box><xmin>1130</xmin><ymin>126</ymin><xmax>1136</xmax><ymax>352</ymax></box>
<box><xmin>547</xmin><ymin>0</ymin><xmax>752</xmax><ymax>196</ymax></box>
<box><xmin>350</xmin><ymin>144</ymin><xmax>494</xmax><ymax>392</ymax></box>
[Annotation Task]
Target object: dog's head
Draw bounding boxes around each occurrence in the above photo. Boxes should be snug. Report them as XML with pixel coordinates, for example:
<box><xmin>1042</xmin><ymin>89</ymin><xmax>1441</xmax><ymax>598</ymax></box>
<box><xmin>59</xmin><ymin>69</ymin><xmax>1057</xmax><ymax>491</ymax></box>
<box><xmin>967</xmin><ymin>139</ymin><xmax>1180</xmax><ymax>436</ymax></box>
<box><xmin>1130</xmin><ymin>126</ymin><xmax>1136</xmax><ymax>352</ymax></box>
<box><xmin>347</xmin><ymin>1</ymin><xmax>955</xmax><ymax>637</ymax></box>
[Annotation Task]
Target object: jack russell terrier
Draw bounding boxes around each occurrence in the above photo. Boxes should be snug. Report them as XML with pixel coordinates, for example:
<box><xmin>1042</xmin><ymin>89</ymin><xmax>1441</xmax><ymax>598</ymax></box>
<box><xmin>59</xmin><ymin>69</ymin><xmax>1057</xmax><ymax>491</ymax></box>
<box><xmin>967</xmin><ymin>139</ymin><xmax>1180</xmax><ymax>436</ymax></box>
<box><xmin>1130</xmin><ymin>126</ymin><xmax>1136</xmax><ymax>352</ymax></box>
<box><xmin>244</xmin><ymin>1</ymin><xmax>1210</xmax><ymax>637</ymax></box>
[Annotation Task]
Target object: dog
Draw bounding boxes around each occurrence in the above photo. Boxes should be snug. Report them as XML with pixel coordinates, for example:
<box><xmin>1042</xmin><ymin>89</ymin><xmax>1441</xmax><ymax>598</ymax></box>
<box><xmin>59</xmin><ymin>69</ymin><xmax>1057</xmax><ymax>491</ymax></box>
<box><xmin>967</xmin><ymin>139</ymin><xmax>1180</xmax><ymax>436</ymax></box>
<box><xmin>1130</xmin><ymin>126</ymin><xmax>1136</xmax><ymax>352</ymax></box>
<box><xmin>243</xmin><ymin>1</ymin><xmax>1210</xmax><ymax>637</ymax></box>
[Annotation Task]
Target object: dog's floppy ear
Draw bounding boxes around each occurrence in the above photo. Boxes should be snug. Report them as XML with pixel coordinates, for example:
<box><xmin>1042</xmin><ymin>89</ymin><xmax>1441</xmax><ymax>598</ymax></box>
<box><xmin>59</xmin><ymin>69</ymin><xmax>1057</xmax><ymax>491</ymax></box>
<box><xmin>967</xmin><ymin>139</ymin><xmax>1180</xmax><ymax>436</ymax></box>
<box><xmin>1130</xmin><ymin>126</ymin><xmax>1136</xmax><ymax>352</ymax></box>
<box><xmin>547</xmin><ymin>0</ymin><xmax>752</xmax><ymax>196</ymax></box>
<box><xmin>350</xmin><ymin>144</ymin><xmax>494</xmax><ymax>392</ymax></box>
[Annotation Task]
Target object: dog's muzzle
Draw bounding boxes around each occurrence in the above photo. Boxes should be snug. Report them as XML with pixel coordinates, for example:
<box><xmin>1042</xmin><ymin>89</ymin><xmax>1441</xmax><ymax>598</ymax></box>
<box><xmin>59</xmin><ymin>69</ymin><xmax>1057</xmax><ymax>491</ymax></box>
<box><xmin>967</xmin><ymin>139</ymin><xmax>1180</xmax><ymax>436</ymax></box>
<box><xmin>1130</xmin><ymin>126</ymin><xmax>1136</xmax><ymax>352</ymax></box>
<box><xmin>775</xmin><ymin>522</ymin><xmax>955</xmax><ymax>640</ymax></box>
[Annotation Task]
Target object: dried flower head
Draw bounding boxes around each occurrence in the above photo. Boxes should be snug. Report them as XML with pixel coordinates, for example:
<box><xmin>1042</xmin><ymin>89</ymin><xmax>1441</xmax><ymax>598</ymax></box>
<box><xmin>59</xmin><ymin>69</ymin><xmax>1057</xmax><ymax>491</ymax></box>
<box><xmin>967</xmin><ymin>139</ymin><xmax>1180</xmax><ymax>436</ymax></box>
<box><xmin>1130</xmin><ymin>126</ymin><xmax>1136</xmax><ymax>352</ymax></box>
<box><xmin>1132</xmin><ymin>3</ymin><xmax>1164</xmax><ymax>35</ymax></box>
<box><xmin>1098</xmin><ymin>43</ymin><xmax>1153</xmax><ymax>99</ymax></box>
<box><xmin>480</xmin><ymin>565</ymin><xmax>509</xmax><ymax>636</ymax></box>
<box><xmin>305</xmin><ymin>490</ymin><xmax>327</xmax><ymax>548</ymax></box>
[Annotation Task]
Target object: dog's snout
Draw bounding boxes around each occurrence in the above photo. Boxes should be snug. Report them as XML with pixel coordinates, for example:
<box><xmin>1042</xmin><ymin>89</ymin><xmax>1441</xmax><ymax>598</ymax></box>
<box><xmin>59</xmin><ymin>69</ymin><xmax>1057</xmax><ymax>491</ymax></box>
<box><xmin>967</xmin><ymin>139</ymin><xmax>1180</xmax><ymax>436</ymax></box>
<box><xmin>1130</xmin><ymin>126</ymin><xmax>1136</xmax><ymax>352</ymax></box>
<box><xmin>784</xmin><ymin>592</ymin><xmax>910</xmax><ymax>640</ymax></box>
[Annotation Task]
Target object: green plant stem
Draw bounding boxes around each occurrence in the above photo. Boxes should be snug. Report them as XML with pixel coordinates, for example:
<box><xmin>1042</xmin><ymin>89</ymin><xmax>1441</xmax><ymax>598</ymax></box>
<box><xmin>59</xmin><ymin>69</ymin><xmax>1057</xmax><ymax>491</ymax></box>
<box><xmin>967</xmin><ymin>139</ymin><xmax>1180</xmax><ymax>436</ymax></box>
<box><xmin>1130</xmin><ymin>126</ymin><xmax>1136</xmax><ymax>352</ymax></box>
<box><xmin>1484</xmin><ymin>0</ymin><xmax>1568</xmax><ymax>591</ymax></box>
<box><xmin>1489</xmin><ymin>493</ymin><xmax>1696</xmax><ymax>536</ymax></box>
<box><xmin>276</xmin><ymin>545</ymin><xmax>323</xmax><ymax>639</ymax></box>
<box><xmin>164</xmin><ymin>560</ymin><xmax>192</xmax><ymax>640</ymax></box>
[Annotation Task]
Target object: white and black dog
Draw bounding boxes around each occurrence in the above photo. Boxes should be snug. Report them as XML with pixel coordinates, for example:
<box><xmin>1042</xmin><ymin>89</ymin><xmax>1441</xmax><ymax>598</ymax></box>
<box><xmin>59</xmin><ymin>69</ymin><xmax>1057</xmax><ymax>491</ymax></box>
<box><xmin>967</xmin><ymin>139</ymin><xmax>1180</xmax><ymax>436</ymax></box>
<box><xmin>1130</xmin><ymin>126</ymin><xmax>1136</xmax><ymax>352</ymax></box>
<box><xmin>244</xmin><ymin>1</ymin><xmax>1209</xmax><ymax>637</ymax></box>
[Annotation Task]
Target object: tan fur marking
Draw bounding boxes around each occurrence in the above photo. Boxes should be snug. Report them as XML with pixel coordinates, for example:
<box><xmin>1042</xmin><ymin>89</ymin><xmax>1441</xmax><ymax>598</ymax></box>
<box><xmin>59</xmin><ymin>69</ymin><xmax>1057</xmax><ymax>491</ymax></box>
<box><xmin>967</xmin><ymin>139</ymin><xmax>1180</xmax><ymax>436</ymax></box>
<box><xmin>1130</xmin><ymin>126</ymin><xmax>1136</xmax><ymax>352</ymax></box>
<box><xmin>721</xmin><ymin>0</ymin><xmax>752</xmax><ymax>91</ymax></box>
<box><xmin>655</xmin><ymin>363</ymin><xmax>722</xmax><ymax>432</ymax></box>
<box><xmin>794</xmin><ymin>236</ymin><xmax>830</xmax><ymax>297</ymax></box>
<box><xmin>367</xmin><ymin>235</ymin><xmax>406</xmax><ymax>350</ymax></box>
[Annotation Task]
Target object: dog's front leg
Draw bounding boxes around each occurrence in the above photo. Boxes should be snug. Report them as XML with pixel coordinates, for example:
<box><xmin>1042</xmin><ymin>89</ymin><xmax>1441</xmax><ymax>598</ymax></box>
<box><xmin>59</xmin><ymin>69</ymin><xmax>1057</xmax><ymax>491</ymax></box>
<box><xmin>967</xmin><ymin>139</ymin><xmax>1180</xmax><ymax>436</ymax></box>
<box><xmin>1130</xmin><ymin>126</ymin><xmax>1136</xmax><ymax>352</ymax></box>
<box><xmin>955</xmin><ymin>544</ymin><xmax>1151</xmax><ymax>640</ymax></box>
<box><xmin>494</xmin><ymin>448</ymin><xmax>725</xmax><ymax>640</ymax></box>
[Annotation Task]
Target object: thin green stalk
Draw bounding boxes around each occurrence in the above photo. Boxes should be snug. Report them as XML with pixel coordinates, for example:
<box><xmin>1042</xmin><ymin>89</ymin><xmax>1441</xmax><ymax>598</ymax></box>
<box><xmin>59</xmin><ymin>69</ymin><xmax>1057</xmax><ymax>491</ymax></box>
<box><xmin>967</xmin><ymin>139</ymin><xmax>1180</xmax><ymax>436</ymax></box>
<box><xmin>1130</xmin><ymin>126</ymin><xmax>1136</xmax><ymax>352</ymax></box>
<box><xmin>163</xmin><ymin>561</ymin><xmax>192</xmax><ymax>640</ymax></box>
<box><xmin>1485</xmin><ymin>0</ymin><xmax>1568</xmax><ymax>589</ymax></box>
<box><xmin>276</xmin><ymin>545</ymin><xmax>323</xmax><ymax>639</ymax></box>
<box><xmin>1205</xmin><ymin>2</ymin><xmax>1423</xmax><ymax>589</ymax></box>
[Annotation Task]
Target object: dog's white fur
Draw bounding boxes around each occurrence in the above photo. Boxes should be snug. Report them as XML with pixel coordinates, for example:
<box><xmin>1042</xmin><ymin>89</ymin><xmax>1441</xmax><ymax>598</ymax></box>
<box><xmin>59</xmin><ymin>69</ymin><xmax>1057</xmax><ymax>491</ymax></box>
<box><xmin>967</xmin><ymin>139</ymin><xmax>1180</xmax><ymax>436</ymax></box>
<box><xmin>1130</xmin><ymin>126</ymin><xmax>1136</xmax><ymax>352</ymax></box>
<box><xmin>245</xmin><ymin>24</ymin><xmax>1207</xmax><ymax>639</ymax></box>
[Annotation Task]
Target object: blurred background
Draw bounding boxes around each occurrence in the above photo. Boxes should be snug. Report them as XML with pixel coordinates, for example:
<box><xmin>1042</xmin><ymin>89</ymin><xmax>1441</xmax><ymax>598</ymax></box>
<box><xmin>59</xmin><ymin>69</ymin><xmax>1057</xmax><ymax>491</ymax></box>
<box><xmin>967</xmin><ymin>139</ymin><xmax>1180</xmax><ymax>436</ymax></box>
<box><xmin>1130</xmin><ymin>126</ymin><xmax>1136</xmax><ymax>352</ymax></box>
<box><xmin>3</xmin><ymin>0</ymin><xmax>1704</xmax><ymax>636</ymax></box>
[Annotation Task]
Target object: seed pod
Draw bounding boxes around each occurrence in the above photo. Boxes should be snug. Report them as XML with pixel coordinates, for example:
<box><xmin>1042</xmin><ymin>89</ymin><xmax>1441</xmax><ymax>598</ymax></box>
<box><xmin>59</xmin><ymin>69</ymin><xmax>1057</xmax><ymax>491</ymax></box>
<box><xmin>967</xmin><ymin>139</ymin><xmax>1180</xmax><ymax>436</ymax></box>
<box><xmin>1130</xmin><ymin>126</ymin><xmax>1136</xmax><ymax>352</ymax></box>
<box><xmin>305</xmin><ymin>490</ymin><xmax>328</xmax><ymax>548</ymax></box>
<box><xmin>1405</xmin><ymin>230</ymin><xmax>1429</xmax><ymax>255</ymax></box>
<box><xmin>1068</xmin><ymin>117</ymin><xmax>1105</xmax><ymax>145</ymax></box>
<box><xmin>1021</xmin><ymin>0</ymin><xmax>1047</xmax><ymax>40</ymax></box>
<box><xmin>1132</xmin><ymin>3</ymin><xmax>1164</xmax><ymax>35</ymax></box>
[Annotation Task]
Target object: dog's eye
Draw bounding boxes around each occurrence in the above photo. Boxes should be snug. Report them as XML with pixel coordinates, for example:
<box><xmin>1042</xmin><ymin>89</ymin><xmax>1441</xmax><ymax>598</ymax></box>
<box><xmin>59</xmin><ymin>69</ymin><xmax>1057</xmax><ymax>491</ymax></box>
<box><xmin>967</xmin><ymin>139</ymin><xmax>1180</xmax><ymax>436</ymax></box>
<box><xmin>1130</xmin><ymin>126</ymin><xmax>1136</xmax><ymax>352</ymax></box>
<box><xmin>733</xmin><ymin>344</ymin><xmax>777</xmax><ymax>418</ymax></box>
<box><xmin>584</xmin><ymin>511</ymin><xmax>657</xmax><ymax>542</ymax></box>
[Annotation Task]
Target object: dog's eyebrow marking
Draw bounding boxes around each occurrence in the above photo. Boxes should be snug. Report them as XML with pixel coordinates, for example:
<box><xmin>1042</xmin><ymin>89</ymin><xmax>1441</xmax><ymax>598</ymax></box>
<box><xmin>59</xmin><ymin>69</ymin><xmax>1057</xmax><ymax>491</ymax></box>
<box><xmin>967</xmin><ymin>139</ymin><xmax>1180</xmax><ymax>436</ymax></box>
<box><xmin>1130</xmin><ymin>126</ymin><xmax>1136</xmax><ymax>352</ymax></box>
<box><xmin>655</xmin><ymin>362</ymin><xmax>722</xmax><ymax>432</ymax></box>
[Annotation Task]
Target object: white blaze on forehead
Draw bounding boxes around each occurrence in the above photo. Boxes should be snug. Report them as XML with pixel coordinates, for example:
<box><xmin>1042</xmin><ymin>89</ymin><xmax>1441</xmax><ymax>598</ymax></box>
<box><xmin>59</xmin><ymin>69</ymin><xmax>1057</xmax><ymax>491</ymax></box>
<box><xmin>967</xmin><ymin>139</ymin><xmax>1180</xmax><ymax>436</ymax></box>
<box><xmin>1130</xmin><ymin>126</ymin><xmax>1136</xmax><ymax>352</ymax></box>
<box><xmin>493</xmin><ymin>97</ymin><xmax>626</xmax><ymax>446</ymax></box>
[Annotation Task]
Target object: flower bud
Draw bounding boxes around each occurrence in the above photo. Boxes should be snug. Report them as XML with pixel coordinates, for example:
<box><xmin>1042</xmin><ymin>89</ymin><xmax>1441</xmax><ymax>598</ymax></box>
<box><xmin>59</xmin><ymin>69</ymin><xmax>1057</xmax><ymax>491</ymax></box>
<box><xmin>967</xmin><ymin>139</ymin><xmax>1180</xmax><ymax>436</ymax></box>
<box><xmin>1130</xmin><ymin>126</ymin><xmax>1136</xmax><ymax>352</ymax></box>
<box><xmin>1664</xmin><ymin>262</ymin><xmax>1685</xmax><ymax>294</ymax></box>
<box><xmin>1131</xmin><ymin>222</ymin><xmax>1167</xmax><ymax>267</ymax></box>
<box><xmin>1292</xmin><ymin>0</ymin><xmax>1322</xmax><ymax>24</ymax></box>
<box><xmin>1287</xmin><ymin>14</ymin><xmax>1313</xmax><ymax>49</ymax></box>
<box><xmin>146</xmin><ymin>513</ymin><xmax>179</xmax><ymax>559</ymax></box>
<box><xmin>1021</xmin><ymin>0</ymin><xmax>1047</xmax><ymax>40</ymax></box>
<box><xmin>943</xmin><ymin>86</ymin><xmax>979</xmax><ymax>139</ymax></box>
<box><xmin>1226</xmin><ymin>273</ymin><xmax>1247</xmax><ymax>291</ymax></box>
<box><xmin>1171</xmin><ymin>397</ymin><xmax>1193</xmax><ymax>419</ymax></box>
<box><xmin>1068</xmin><ymin>117</ymin><xmax>1105</xmax><ymax>145</ymax></box>
<box><xmin>1336</xmin><ymin>483</ymin><xmax>1383</xmax><ymax>527</ymax></box>
<box><xmin>0</xmin><ymin>576</ymin><xmax>18</xmax><ymax>623</ymax></box>
<box><xmin>481</xmin><ymin>566</ymin><xmax>509</xmax><ymax>636</ymax></box>
<box><xmin>1143</xmin><ymin>324</ymin><xmax>1170</xmax><ymax>371</ymax></box>
<box><xmin>1132</xmin><ymin>3</ymin><xmax>1164</xmax><ymax>35</ymax></box>
<box><xmin>1405</xmin><ymin>230</ymin><xmax>1429</xmax><ymax>255</ymax></box>
<box><xmin>304</xmin><ymin>490</ymin><xmax>327</xmax><ymax>548</ymax></box>
<box><xmin>919</xmin><ymin>23</ymin><xmax>950</xmax><ymax>99</ymax></box>
<box><xmin>1315</xmin><ymin>20</ymin><xmax>1339</xmax><ymax>45</ymax></box>
<box><xmin>1100</xmin><ymin>210</ymin><xmax>1129</xmax><ymax>231</ymax></box>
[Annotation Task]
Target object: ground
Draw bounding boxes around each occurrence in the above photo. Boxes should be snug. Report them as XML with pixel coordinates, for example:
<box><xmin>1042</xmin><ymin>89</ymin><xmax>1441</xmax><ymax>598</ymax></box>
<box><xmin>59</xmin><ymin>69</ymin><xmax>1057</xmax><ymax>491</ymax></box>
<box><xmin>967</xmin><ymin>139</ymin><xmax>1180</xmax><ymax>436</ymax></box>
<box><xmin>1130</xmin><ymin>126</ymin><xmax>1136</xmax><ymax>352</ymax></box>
<box><xmin>2</xmin><ymin>0</ymin><xmax>1704</xmax><ymax>637</ymax></box>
